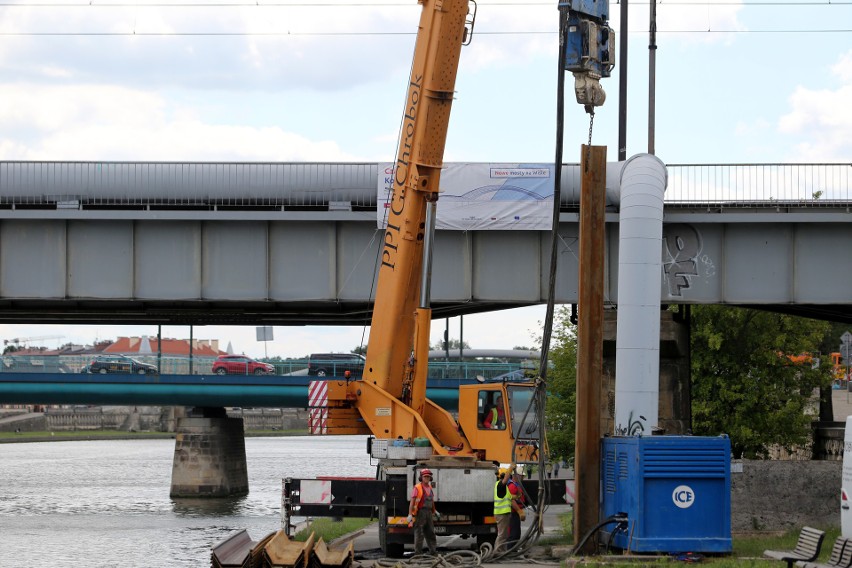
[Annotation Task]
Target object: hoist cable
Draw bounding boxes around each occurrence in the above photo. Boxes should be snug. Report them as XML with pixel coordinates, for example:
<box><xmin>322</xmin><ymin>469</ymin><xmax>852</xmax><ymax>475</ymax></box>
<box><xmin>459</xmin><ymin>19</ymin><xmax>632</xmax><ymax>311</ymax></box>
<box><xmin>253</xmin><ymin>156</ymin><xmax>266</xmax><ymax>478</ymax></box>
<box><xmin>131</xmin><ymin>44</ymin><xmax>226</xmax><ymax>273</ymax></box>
<box><xmin>486</xmin><ymin>6</ymin><xmax>571</xmax><ymax>564</ymax></box>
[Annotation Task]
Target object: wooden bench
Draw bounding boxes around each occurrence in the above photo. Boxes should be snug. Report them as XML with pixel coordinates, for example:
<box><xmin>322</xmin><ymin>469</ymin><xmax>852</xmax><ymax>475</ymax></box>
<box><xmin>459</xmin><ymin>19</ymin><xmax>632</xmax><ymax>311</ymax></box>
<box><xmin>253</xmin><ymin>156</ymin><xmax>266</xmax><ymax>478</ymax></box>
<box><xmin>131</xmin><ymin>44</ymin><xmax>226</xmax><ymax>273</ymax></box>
<box><xmin>764</xmin><ymin>527</ymin><xmax>825</xmax><ymax>568</ymax></box>
<box><xmin>800</xmin><ymin>537</ymin><xmax>852</xmax><ymax>568</ymax></box>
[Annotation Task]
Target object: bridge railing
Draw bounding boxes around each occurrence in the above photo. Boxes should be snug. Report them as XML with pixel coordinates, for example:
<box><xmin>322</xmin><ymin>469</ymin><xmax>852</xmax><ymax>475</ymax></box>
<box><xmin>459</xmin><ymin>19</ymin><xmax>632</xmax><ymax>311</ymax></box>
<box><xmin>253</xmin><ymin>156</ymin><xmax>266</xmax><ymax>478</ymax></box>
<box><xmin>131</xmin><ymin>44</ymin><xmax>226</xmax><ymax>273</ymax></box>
<box><xmin>2</xmin><ymin>162</ymin><xmax>850</xmax><ymax>209</ymax></box>
<box><xmin>0</xmin><ymin>354</ymin><xmax>524</xmax><ymax>381</ymax></box>
<box><xmin>665</xmin><ymin>163</ymin><xmax>852</xmax><ymax>207</ymax></box>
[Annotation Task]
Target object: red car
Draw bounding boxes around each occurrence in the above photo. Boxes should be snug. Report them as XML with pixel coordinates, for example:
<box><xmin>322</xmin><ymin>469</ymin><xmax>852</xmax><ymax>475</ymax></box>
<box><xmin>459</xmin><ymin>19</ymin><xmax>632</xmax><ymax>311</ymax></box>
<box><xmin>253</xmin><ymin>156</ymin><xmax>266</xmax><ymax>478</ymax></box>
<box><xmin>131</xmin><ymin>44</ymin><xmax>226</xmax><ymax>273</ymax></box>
<box><xmin>212</xmin><ymin>355</ymin><xmax>274</xmax><ymax>375</ymax></box>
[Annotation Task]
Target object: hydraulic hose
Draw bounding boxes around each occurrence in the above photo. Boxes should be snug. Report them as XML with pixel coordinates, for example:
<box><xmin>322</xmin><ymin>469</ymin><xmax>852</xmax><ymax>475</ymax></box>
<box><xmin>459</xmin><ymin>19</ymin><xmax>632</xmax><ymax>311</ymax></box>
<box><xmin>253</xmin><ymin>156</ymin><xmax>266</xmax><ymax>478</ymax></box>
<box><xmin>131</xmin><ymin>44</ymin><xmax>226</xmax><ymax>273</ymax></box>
<box><xmin>572</xmin><ymin>515</ymin><xmax>629</xmax><ymax>557</ymax></box>
<box><xmin>489</xmin><ymin>11</ymin><xmax>573</xmax><ymax>561</ymax></box>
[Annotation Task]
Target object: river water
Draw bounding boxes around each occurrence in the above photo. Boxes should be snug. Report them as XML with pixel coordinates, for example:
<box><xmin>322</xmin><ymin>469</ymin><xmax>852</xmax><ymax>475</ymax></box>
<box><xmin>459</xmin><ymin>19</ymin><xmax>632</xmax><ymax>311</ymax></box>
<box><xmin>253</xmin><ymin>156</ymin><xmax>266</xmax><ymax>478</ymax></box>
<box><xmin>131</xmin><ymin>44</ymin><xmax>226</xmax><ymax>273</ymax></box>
<box><xmin>0</xmin><ymin>436</ymin><xmax>375</xmax><ymax>567</ymax></box>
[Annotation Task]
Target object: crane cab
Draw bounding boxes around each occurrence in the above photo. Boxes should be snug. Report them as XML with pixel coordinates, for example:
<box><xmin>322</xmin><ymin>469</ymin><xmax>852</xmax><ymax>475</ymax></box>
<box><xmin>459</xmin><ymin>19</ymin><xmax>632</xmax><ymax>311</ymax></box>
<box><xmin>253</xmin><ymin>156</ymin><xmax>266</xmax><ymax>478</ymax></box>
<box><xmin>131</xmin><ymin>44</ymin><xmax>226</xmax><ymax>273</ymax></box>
<box><xmin>457</xmin><ymin>381</ymin><xmax>541</xmax><ymax>463</ymax></box>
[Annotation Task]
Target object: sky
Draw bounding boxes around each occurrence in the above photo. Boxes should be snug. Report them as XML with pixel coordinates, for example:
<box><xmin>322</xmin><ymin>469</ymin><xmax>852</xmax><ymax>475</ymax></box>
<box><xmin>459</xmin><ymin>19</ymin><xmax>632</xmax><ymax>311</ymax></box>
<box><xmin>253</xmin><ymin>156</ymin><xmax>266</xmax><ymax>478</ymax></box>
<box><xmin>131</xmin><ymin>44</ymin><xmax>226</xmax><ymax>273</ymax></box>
<box><xmin>0</xmin><ymin>0</ymin><xmax>850</xmax><ymax>358</ymax></box>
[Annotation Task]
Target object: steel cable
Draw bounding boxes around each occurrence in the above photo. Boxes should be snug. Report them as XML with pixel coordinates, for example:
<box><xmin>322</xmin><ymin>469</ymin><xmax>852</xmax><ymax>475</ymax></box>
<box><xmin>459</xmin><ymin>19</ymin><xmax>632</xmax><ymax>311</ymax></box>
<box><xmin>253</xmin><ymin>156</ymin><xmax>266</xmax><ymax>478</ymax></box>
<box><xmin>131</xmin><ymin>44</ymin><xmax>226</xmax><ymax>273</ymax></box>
<box><xmin>374</xmin><ymin>549</ymin><xmax>483</xmax><ymax>568</ymax></box>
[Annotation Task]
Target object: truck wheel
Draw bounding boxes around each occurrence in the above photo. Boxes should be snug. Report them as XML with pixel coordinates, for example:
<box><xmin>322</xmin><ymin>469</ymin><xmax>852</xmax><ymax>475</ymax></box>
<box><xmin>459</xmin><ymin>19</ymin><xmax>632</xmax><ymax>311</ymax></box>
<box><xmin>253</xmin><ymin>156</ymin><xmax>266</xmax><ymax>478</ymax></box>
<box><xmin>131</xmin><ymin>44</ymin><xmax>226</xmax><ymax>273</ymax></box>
<box><xmin>378</xmin><ymin>506</ymin><xmax>404</xmax><ymax>558</ymax></box>
<box><xmin>386</xmin><ymin>542</ymin><xmax>404</xmax><ymax>559</ymax></box>
<box><xmin>477</xmin><ymin>534</ymin><xmax>496</xmax><ymax>550</ymax></box>
<box><xmin>378</xmin><ymin>506</ymin><xmax>388</xmax><ymax>552</ymax></box>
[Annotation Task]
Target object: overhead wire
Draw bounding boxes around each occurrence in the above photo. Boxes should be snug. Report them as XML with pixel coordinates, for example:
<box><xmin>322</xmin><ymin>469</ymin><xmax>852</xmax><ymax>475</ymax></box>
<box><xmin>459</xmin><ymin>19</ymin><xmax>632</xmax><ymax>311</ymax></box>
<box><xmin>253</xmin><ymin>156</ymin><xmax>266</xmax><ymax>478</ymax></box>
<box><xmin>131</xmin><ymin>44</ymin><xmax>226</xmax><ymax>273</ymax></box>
<box><xmin>478</xmin><ymin>3</ymin><xmax>571</xmax><ymax>564</ymax></box>
<box><xmin>0</xmin><ymin>1</ymin><xmax>850</xmax><ymax>6</ymax></box>
<box><xmin>0</xmin><ymin>28</ymin><xmax>851</xmax><ymax>37</ymax></box>
<box><xmin>0</xmin><ymin>0</ymin><xmax>850</xmax><ymax>37</ymax></box>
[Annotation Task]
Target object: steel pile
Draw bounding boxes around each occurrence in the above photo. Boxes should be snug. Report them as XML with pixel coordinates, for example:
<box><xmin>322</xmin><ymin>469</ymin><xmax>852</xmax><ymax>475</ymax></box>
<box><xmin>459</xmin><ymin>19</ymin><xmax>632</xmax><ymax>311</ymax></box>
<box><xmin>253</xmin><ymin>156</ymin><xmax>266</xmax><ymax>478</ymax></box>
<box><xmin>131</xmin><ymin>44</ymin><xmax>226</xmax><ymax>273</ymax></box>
<box><xmin>212</xmin><ymin>530</ymin><xmax>353</xmax><ymax>568</ymax></box>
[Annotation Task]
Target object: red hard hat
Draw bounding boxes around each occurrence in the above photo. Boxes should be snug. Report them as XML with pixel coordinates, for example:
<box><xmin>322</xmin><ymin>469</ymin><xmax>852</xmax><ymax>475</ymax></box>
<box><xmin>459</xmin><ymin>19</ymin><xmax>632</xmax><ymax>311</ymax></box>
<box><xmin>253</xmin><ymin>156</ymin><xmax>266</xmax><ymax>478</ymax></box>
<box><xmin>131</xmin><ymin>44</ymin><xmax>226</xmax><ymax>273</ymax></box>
<box><xmin>420</xmin><ymin>468</ymin><xmax>433</xmax><ymax>478</ymax></box>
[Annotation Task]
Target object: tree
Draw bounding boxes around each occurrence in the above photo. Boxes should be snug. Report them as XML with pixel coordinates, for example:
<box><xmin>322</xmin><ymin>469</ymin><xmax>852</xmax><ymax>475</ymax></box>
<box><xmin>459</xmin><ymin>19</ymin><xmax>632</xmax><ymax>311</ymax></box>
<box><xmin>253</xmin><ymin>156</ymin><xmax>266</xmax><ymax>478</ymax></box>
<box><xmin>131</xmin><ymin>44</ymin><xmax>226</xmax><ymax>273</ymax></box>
<box><xmin>691</xmin><ymin>306</ymin><xmax>831</xmax><ymax>458</ymax></box>
<box><xmin>544</xmin><ymin>306</ymin><xmax>577</xmax><ymax>466</ymax></box>
<box><xmin>351</xmin><ymin>345</ymin><xmax>367</xmax><ymax>356</ymax></box>
<box><xmin>430</xmin><ymin>338</ymin><xmax>471</xmax><ymax>351</ymax></box>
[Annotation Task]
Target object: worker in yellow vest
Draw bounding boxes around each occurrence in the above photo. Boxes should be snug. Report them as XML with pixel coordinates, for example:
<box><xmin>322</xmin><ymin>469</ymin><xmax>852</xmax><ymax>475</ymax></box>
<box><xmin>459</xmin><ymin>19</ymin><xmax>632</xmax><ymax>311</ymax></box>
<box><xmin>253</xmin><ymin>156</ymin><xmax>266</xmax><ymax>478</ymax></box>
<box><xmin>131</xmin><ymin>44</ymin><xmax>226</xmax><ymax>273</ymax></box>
<box><xmin>493</xmin><ymin>462</ymin><xmax>522</xmax><ymax>553</ymax></box>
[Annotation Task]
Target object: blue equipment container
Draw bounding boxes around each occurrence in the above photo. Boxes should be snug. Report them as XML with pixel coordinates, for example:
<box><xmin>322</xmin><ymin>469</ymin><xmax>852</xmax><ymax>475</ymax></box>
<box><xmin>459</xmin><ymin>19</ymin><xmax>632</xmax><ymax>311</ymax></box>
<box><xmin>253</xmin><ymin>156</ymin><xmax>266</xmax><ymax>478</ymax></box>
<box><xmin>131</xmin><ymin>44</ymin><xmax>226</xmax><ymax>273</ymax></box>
<box><xmin>599</xmin><ymin>435</ymin><xmax>732</xmax><ymax>553</ymax></box>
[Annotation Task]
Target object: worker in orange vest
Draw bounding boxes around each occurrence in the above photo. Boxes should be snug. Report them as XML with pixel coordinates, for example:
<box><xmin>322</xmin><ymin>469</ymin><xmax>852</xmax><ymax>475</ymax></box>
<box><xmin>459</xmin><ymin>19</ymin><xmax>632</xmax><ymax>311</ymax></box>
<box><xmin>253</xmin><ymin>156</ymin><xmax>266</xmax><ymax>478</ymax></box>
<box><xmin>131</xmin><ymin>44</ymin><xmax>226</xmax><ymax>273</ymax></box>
<box><xmin>407</xmin><ymin>467</ymin><xmax>439</xmax><ymax>555</ymax></box>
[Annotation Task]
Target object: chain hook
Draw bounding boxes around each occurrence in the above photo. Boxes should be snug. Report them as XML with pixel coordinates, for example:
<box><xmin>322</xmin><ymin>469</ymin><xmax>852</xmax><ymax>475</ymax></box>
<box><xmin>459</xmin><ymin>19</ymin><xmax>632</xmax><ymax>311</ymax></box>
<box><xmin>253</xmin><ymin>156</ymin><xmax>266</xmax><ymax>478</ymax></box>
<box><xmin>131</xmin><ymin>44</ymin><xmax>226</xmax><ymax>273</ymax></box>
<box><xmin>584</xmin><ymin>111</ymin><xmax>595</xmax><ymax>171</ymax></box>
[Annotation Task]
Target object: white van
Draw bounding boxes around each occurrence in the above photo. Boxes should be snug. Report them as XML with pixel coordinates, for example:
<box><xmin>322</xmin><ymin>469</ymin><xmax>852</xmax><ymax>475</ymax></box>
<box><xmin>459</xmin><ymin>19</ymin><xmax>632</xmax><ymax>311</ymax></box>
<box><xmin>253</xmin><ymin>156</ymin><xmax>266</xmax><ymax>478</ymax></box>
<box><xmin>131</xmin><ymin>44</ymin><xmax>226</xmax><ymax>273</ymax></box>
<box><xmin>842</xmin><ymin>416</ymin><xmax>852</xmax><ymax>537</ymax></box>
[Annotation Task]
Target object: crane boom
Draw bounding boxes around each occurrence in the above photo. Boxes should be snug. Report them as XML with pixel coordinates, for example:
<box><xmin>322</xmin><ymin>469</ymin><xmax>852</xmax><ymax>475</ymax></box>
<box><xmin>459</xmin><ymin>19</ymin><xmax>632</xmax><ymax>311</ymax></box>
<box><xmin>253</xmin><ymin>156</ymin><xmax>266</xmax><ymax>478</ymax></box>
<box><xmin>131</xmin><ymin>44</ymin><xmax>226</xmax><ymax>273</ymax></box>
<box><xmin>325</xmin><ymin>0</ymin><xmax>474</xmax><ymax>454</ymax></box>
<box><xmin>4</xmin><ymin>335</ymin><xmax>64</xmax><ymax>345</ymax></box>
<box><xmin>368</xmin><ymin>0</ymin><xmax>468</xmax><ymax>400</ymax></box>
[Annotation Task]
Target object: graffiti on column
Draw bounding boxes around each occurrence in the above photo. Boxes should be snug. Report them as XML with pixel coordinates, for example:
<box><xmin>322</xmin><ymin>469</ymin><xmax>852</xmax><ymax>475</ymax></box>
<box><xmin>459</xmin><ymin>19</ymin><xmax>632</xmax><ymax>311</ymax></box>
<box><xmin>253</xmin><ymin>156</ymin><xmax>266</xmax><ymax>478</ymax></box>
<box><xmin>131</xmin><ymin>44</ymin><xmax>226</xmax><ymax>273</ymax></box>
<box><xmin>662</xmin><ymin>224</ymin><xmax>703</xmax><ymax>297</ymax></box>
<box><xmin>615</xmin><ymin>411</ymin><xmax>646</xmax><ymax>436</ymax></box>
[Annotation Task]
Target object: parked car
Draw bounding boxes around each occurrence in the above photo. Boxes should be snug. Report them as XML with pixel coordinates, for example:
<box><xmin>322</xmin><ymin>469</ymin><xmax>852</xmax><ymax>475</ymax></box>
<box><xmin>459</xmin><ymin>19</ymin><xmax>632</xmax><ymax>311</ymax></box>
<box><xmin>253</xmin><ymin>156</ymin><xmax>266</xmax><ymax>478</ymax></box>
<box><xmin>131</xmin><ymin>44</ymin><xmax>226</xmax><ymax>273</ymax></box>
<box><xmin>87</xmin><ymin>355</ymin><xmax>157</xmax><ymax>375</ymax></box>
<box><xmin>307</xmin><ymin>353</ymin><xmax>366</xmax><ymax>378</ymax></box>
<box><xmin>212</xmin><ymin>354</ymin><xmax>274</xmax><ymax>376</ymax></box>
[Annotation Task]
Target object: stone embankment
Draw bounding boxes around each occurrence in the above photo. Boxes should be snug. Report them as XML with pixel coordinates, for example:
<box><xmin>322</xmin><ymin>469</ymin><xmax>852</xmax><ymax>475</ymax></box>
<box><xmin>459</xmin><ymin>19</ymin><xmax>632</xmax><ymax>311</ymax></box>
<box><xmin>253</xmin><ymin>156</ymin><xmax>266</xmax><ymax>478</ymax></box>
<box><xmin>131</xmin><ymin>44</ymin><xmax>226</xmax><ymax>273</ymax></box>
<box><xmin>0</xmin><ymin>406</ymin><xmax>308</xmax><ymax>433</ymax></box>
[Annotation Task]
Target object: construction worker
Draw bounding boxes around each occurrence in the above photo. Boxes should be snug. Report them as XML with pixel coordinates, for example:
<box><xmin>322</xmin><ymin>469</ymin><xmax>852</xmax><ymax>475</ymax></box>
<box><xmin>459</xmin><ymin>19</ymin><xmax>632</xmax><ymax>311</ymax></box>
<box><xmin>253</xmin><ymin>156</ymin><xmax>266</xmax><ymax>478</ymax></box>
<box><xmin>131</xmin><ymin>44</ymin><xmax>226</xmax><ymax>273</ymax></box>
<box><xmin>483</xmin><ymin>395</ymin><xmax>506</xmax><ymax>429</ymax></box>
<box><xmin>492</xmin><ymin>462</ymin><xmax>516</xmax><ymax>553</ymax></box>
<box><xmin>506</xmin><ymin>469</ymin><xmax>527</xmax><ymax>548</ymax></box>
<box><xmin>408</xmin><ymin>468</ymin><xmax>438</xmax><ymax>555</ymax></box>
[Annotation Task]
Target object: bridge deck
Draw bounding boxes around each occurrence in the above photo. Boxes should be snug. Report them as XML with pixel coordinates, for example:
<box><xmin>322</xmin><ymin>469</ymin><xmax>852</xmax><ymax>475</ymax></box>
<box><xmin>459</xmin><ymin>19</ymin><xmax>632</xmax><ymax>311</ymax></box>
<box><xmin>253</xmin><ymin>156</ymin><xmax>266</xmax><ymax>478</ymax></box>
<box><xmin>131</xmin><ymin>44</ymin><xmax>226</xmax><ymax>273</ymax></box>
<box><xmin>0</xmin><ymin>373</ymin><xmax>470</xmax><ymax>410</ymax></box>
<box><xmin>2</xmin><ymin>162</ymin><xmax>851</xmax><ymax>324</ymax></box>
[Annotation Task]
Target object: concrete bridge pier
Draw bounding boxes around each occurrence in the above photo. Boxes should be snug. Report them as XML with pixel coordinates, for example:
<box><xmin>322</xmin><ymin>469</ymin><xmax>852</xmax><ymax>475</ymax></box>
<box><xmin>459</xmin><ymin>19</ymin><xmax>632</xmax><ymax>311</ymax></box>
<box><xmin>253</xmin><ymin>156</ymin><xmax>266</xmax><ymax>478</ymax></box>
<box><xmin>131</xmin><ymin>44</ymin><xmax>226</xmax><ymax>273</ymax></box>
<box><xmin>170</xmin><ymin>406</ymin><xmax>249</xmax><ymax>498</ymax></box>
<box><xmin>602</xmin><ymin>309</ymin><xmax>691</xmax><ymax>435</ymax></box>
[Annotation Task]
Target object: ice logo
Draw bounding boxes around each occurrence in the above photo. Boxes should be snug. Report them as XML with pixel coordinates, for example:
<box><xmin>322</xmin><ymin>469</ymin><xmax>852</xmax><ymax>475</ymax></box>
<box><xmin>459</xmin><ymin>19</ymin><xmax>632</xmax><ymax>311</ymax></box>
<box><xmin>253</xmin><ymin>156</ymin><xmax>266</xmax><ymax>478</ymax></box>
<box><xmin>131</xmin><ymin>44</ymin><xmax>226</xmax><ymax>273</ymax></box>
<box><xmin>672</xmin><ymin>485</ymin><xmax>695</xmax><ymax>509</ymax></box>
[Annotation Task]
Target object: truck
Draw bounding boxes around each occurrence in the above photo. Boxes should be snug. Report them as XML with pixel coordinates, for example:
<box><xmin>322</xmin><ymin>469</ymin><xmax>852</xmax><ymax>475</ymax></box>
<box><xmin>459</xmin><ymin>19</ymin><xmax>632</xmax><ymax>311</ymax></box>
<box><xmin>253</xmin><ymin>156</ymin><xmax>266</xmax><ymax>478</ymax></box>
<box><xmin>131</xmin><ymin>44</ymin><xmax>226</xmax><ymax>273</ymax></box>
<box><xmin>283</xmin><ymin>0</ymin><xmax>612</xmax><ymax>557</ymax></box>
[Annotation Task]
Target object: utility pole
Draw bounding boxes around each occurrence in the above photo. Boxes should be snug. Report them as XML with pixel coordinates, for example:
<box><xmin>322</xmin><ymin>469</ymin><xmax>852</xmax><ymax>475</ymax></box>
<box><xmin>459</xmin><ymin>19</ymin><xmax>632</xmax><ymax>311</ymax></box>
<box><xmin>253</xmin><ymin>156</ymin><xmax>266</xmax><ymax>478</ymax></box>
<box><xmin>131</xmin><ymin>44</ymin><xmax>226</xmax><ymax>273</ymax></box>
<box><xmin>648</xmin><ymin>0</ymin><xmax>658</xmax><ymax>154</ymax></box>
<box><xmin>618</xmin><ymin>0</ymin><xmax>628</xmax><ymax>160</ymax></box>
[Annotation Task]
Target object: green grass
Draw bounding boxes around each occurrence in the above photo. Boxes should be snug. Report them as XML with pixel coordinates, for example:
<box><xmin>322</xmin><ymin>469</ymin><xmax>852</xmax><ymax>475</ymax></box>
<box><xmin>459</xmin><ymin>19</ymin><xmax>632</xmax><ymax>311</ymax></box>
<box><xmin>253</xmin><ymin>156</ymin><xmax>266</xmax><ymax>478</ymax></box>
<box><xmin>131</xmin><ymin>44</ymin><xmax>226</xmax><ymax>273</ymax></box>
<box><xmin>730</xmin><ymin>526</ymin><xmax>840</xmax><ymax>564</ymax></box>
<box><xmin>538</xmin><ymin>510</ymin><xmax>574</xmax><ymax>546</ymax></box>
<box><xmin>536</xmin><ymin>511</ymin><xmax>840</xmax><ymax>567</ymax></box>
<box><xmin>294</xmin><ymin>518</ymin><xmax>374</xmax><ymax>543</ymax></box>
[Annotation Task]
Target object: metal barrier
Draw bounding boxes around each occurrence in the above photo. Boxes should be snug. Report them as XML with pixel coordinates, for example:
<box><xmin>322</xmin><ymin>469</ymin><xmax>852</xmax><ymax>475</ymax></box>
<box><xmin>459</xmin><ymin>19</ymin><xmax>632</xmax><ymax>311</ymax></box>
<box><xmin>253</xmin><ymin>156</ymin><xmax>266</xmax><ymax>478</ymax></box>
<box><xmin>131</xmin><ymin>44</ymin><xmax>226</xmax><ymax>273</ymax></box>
<box><xmin>0</xmin><ymin>354</ymin><xmax>524</xmax><ymax>381</ymax></box>
<box><xmin>2</xmin><ymin>161</ymin><xmax>849</xmax><ymax>209</ymax></box>
<box><xmin>666</xmin><ymin>163</ymin><xmax>852</xmax><ymax>206</ymax></box>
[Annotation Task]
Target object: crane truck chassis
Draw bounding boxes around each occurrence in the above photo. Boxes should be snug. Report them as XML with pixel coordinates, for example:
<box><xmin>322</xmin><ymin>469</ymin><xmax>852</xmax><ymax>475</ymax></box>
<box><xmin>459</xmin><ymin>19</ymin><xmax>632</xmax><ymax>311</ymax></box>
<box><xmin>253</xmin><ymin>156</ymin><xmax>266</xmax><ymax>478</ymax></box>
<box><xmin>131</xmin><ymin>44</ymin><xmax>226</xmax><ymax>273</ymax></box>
<box><xmin>280</xmin><ymin>0</ymin><xmax>612</xmax><ymax>556</ymax></box>
<box><xmin>283</xmin><ymin>449</ymin><xmax>573</xmax><ymax>557</ymax></box>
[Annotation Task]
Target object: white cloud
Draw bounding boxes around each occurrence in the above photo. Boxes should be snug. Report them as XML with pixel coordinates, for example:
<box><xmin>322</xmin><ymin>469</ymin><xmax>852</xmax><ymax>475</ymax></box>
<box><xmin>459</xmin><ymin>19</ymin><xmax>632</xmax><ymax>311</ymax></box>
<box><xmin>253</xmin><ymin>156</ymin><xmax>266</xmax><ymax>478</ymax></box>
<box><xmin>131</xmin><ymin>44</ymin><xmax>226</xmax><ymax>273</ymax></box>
<box><xmin>777</xmin><ymin>50</ymin><xmax>852</xmax><ymax>162</ymax></box>
<box><xmin>0</xmin><ymin>83</ymin><xmax>354</xmax><ymax>160</ymax></box>
<box><xmin>779</xmin><ymin>90</ymin><xmax>852</xmax><ymax>162</ymax></box>
<box><xmin>0</xmin><ymin>3</ymin><xmax>419</xmax><ymax>91</ymax></box>
<box><xmin>611</xmin><ymin>0</ymin><xmax>746</xmax><ymax>46</ymax></box>
<box><xmin>832</xmin><ymin>50</ymin><xmax>852</xmax><ymax>83</ymax></box>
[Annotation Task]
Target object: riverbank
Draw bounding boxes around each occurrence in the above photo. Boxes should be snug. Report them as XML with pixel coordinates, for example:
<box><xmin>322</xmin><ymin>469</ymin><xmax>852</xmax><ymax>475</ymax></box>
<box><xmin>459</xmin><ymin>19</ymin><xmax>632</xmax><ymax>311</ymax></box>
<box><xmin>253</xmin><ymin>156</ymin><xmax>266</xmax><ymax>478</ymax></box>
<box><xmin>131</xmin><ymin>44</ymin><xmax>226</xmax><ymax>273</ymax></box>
<box><xmin>0</xmin><ymin>428</ymin><xmax>309</xmax><ymax>443</ymax></box>
<box><xmin>0</xmin><ymin>406</ymin><xmax>310</xmax><ymax>434</ymax></box>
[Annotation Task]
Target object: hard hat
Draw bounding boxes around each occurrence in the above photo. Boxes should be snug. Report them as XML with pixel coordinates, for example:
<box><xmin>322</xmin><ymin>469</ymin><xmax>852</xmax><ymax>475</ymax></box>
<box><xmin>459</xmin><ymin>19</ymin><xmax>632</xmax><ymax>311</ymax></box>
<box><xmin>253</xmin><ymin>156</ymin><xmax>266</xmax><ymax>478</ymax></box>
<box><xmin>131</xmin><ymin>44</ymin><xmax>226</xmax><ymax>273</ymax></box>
<box><xmin>420</xmin><ymin>468</ymin><xmax>433</xmax><ymax>478</ymax></box>
<box><xmin>498</xmin><ymin>467</ymin><xmax>509</xmax><ymax>476</ymax></box>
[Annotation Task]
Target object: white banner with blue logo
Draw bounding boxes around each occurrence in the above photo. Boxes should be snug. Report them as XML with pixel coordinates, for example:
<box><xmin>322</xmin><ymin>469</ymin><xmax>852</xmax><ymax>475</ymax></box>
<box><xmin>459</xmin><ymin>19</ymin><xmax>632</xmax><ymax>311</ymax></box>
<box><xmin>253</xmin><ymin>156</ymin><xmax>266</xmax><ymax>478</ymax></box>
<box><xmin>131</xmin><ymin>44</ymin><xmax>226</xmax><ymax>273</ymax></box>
<box><xmin>377</xmin><ymin>162</ymin><xmax>555</xmax><ymax>230</ymax></box>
